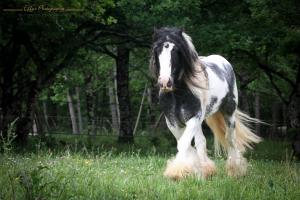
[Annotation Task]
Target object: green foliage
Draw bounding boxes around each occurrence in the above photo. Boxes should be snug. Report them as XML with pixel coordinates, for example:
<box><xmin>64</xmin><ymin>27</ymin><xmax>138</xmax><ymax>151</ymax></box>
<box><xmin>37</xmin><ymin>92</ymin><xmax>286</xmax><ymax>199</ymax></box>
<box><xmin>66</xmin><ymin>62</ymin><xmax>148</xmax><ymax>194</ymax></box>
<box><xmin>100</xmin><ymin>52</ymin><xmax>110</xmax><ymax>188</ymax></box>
<box><xmin>0</xmin><ymin>119</ymin><xmax>18</xmax><ymax>154</ymax></box>
<box><xmin>41</xmin><ymin>50</ymin><xmax>113</xmax><ymax>106</ymax></box>
<box><xmin>1</xmin><ymin>0</ymin><xmax>299</xmax><ymax>143</ymax></box>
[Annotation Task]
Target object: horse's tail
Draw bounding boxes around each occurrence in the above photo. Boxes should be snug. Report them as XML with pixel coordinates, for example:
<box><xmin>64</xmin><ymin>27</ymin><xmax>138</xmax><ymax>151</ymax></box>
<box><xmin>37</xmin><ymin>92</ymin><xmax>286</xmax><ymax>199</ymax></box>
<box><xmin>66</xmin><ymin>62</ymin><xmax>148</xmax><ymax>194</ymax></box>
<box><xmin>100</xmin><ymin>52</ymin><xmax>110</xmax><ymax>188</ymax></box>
<box><xmin>205</xmin><ymin>110</ymin><xmax>262</xmax><ymax>155</ymax></box>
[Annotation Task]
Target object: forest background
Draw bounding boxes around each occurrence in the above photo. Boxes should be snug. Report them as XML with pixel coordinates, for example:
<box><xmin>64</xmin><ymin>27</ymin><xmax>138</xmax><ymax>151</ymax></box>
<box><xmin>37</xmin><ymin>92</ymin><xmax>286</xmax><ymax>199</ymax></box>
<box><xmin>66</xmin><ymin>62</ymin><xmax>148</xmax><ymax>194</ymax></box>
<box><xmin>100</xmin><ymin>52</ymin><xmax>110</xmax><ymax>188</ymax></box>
<box><xmin>0</xmin><ymin>0</ymin><xmax>299</xmax><ymax>145</ymax></box>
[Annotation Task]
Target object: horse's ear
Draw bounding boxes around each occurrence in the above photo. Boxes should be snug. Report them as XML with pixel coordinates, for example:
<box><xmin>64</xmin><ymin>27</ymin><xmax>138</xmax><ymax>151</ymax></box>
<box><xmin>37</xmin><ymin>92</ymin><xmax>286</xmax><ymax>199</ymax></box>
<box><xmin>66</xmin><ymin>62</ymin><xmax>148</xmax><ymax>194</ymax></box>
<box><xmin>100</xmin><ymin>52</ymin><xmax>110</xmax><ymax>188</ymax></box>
<box><xmin>153</xmin><ymin>27</ymin><xmax>160</xmax><ymax>40</ymax></box>
<box><xmin>178</xmin><ymin>27</ymin><xmax>185</xmax><ymax>35</ymax></box>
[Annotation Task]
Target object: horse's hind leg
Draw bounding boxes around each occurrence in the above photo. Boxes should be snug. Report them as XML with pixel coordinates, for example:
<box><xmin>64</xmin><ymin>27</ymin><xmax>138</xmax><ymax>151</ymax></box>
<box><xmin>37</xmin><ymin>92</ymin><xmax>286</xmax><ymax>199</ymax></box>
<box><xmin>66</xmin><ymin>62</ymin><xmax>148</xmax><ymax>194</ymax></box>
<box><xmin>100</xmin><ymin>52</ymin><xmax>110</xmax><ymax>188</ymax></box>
<box><xmin>223</xmin><ymin>113</ymin><xmax>248</xmax><ymax>177</ymax></box>
<box><xmin>194</xmin><ymin>129</ymin><xmax>216</xmax><ymax>178</ymax></box>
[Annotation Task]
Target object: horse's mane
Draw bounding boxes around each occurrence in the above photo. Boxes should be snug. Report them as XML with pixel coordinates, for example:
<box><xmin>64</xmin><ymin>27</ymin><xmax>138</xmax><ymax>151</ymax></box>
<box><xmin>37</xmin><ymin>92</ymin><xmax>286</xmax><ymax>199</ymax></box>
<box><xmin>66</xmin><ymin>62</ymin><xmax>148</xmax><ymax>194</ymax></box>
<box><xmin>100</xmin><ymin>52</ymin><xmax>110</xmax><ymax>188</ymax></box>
<box><xmin>149</xmin><ymin>27</ymin><xmax>207</xmax><ymax>88</ymax></box>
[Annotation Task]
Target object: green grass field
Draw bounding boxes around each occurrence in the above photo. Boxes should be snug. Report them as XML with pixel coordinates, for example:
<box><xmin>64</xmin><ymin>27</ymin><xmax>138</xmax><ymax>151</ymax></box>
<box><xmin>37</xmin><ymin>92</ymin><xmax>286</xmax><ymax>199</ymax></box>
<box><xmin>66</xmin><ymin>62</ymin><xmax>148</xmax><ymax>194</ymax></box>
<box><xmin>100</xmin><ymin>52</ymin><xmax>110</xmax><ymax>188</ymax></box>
<box><xmin>0</xmin><ymin>135</ymin><xmax>299</xmax><ymax>200</ymax></box>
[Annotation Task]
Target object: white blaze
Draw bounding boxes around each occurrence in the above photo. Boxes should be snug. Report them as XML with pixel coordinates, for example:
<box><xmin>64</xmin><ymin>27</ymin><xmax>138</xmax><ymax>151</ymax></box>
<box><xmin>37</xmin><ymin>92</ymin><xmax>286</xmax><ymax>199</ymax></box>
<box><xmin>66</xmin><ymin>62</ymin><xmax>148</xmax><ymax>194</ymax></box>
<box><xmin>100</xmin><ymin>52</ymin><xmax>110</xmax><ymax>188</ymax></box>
<box><xmin>158</xmin><ymin>42</ymin><xmax>175</xmax><ymax>81</ymax></box>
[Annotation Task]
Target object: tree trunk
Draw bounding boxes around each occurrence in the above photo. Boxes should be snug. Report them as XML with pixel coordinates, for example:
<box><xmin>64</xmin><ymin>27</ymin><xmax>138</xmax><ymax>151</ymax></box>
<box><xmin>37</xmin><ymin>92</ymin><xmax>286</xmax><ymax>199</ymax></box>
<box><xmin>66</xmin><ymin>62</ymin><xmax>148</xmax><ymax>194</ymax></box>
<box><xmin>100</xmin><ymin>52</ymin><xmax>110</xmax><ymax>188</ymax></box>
<box><xmin>85</xmin><ymin>74</ymin><xmax>96</xmax><ymax>135</ymax></box>
<box><xmin>75</xmin><ymin>87</ymin><xmax>83</xmax><ymax>133</ymax></box>
<box><xmin>108</xmin><ymin>84</ymin><xmax>120</xmax><ymax>133</ymax></box>
<box><xmin>288</xmin><ymin>65</ymin><xmax>300</xmax><ymax>129</ymax></box>
<box><xmin>282</xmin><ymin>104</ymin><xmax>287</xmax><ymax>127</ymax></box>
<box><xmin>254</xmin><ymin>92</ymin><xmax>261</xmax><ymax>135</ymax></box>
<box><xmin>0</xmin><ymin>68</ymin><xmax>38</xmax><ymax>145</ymax></box>
<box><xmin>114</xmin><ymin>66</ymin><xmax>120</xmax><ymax>126</ymax></box>
<box><xmin>34</xmin><ymin>106</ymin><xmax>44</xmax><ymax>136</ymax></box>
<box><xmin>32</xmin><ymin>118</ymin><xmax>38</xmax><ymax>136</ymax></box>
<box><xmin>238</xmin><ymin>89</ymin><xmax>250</xmax><ymax>114</ymax></box>
<box><xmin>67</xmin><ymin>89</ymin><xmax>78</xmax><ymax>134</ymax></box>
<box><xmin>271</xmin><ymin>101</ymin><xmax>279</xmax><ymax>138</ymax></box>
<box><xmin>98</xmin><ymin>83</ymin><xmax>109</xmax><ymax>129</ymax></box>
<box><xmin>42</xmin><ymin>101</ymin><xmax>49</xmax><ymax>133</ymax></box>
<box><xmin>0</xmin><ymin>40</ymin><xmax>21</xmax><ymax>140</ymax></box>
<box><xmin>116</xmin><ymin>46</ymin><xmax>134</xmax><ymax>143</ymax></box>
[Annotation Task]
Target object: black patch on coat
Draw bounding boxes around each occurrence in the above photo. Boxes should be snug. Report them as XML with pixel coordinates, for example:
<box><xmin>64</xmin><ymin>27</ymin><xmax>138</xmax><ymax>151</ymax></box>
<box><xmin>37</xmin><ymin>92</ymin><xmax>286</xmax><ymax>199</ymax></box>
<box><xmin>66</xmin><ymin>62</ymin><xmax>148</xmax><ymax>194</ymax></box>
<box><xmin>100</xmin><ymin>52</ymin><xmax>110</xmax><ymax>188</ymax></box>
<box><xmin>204</xmin><ymin>62</ymin><xmax>226</xmax><ymax>81</ymax></box>
<box><xmin>203</xmin><ymin>60</ymin><xmax>237</xmax><ymax>117</ymax></box>
<box><xmin>159</xmin><ymin>82</ymin><xmax>201</xmax><ymax>127</ymax></box>
<box><xmin>220</xmin><ymin>63</ymin><xmax>237</xmax><ymax>116</ymax></box>
<box><xmin>205</xmin><ymin>96</ymin><xmax>218</xmax><ymax>115</ymax></box>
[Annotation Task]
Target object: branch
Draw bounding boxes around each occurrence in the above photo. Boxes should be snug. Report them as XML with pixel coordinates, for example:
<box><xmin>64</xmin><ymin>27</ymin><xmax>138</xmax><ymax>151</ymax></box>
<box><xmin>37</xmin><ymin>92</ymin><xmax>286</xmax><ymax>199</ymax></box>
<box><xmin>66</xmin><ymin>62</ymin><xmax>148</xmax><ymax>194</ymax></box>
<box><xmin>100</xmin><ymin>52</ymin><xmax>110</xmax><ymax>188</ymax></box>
<box><xmin>235</xmin><ymin>71</ymin><xmax>257</xmax><ymax>89</ymax></box>
<box><xmin>288</xmin><ymin>64</ymin><xmax>300</xmax><ymax>103</ymax></box>
<box><xmin>232</xmin><ymin>49</ymin><xmax>296</xmax><ymax>88</ymax></box>
<box><xmin>263</xmin><ymin>68</ymin><xmax>289</xmax><ymax>105</ymax></box>
<box><xmin>87</xmin><ymin>43</ymin><xmax>117</xmax><ymax>58</ymax></box>
<box><xmin>21</xmin><ymin>31</ymin><xmax>79</xmax><ymax>89</ymax></box>
<box><xmin>40</xmin><ymin>49</ymin><xmax>79</xmax><ymax>88</ymax></box>
<box><xmin>21</xmin><ymin>31</ymin><xmax>48</xmax><ymax>78</ymax></box>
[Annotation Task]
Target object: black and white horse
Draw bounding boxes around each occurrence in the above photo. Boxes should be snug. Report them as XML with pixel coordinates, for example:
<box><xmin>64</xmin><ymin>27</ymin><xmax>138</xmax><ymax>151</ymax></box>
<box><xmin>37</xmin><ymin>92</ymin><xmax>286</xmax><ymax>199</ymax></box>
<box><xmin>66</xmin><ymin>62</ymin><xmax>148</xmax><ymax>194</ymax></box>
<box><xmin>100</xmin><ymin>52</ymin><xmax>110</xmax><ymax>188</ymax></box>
<box><xmin>150</xmin><ymin>27</ymin><xmax>261</xmax><ymax>180</ymax></box>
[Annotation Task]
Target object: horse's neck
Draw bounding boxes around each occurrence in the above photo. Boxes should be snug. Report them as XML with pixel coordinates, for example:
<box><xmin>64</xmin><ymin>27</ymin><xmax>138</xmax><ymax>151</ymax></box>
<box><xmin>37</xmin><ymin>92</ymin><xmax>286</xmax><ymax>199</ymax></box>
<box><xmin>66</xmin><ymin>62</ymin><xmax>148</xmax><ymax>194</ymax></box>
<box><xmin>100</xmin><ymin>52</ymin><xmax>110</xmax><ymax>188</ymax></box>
<box><xmin>184</xmin><ymin>61</ymin><xmax>209</xmax><ymax>109</ymax></box>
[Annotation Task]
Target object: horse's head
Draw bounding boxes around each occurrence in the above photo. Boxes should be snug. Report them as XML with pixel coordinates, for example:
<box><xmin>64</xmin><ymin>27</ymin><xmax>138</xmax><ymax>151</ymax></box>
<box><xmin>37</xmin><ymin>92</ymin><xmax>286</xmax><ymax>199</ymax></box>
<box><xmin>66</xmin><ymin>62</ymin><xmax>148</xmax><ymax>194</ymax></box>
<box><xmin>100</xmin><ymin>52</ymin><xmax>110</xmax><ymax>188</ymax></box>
<box><xmin>150</xmin><ymin>27</ymin><xmax>199</xmax><ymax>92</ymax></box>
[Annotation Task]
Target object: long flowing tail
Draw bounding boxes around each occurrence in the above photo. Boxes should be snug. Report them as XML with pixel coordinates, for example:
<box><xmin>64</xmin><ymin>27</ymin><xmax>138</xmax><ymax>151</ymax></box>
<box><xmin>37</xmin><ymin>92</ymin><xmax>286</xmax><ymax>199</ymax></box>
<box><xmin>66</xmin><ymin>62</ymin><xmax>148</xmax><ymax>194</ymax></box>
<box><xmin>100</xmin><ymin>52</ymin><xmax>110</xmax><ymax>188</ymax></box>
<box><xmin>205</xmin><ymin>110</ymin><xmax>262</xmax><ymax>155</ymax></box>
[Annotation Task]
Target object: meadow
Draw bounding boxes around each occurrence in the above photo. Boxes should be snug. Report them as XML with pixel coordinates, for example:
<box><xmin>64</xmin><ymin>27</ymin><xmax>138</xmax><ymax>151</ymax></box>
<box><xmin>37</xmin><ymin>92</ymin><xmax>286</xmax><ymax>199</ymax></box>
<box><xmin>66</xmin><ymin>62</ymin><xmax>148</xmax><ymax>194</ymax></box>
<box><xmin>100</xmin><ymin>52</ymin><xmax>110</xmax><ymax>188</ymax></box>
<box><xmin>0</xmin><ymin>135</ymin><xmax>299</xmax><ymax>200</ymax></box>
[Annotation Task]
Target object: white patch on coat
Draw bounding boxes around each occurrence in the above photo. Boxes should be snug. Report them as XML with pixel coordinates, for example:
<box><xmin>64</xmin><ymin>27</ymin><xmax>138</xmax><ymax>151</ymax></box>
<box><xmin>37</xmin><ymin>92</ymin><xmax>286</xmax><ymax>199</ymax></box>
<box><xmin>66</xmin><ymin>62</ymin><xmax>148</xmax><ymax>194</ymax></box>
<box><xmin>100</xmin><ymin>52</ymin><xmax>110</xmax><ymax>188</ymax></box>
<box><xmin>165</xmin><ymin>118</ymin><xmax>185</xmax><ymax>141</ymax></box>
<box><xmin>233</xmin><ymin>80</ymin><xmax>238</xmax><ymax>104</ymax></box>
<box><xmin>200</xmin><ymin>55</ymin><xmax>231</xmax><ymax>116</ymax></box>
<box><xmin>177</xmin><ymin>117</ymin><xmax>201</xmax><ymax>155</ymax></box>
<box><xmin>158</xmin><ymin>42</ymin><xmax>175</xmax><ymax>81</ymax></box>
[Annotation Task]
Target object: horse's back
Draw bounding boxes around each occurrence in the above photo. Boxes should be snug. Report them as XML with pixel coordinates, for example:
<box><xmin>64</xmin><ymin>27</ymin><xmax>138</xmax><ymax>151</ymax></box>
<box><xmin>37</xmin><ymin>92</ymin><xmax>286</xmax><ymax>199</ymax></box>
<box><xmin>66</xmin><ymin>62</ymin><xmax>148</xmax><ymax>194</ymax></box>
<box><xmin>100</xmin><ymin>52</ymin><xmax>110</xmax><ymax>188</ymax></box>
<box><xmin>200</xmin><ymin>55</ymin><xmax>233</xmax><ymax>71</ymax></box>
<box><xmin>200</xmin><ymin>55</ymin><xmax>238</xmax><ymax>116</ymax></box>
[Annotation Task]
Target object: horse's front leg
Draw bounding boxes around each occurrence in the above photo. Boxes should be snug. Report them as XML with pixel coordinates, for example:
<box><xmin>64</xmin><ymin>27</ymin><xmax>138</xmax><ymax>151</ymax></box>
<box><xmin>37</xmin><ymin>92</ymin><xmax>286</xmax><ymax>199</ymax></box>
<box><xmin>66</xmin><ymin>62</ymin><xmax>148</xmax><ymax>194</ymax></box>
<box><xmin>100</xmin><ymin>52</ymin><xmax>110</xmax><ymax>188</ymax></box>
<box><xmin>194</xmin><ymin>127</ymin><xmax>216</xmax><ymax>178</ymax></box>
<box><xmin>164</xmin><ymin>117</ymin><xmax>202</xmax><ymax>180</ymax></box>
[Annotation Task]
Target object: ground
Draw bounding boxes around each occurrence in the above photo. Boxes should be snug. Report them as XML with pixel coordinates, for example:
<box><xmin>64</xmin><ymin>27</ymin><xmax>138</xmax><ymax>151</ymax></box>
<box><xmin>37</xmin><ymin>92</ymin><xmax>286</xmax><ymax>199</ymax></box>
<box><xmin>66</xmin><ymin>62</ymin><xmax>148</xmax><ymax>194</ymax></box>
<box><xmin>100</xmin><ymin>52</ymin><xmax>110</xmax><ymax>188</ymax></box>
<box><xmin>0</xmin><ymin>135</ymin><xmax>299</xmax><ymax>200</ymax></box>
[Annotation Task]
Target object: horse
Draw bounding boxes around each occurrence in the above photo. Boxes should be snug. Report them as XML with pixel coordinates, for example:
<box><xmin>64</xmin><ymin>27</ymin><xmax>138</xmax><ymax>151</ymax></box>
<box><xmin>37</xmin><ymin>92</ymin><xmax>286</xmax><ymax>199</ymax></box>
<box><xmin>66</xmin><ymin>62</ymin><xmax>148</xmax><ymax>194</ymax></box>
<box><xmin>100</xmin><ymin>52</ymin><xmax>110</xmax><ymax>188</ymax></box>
<box><xmin>149</xmin><ymin>27</ymin><xmax>261</xmax><ymax>180</ymax></box>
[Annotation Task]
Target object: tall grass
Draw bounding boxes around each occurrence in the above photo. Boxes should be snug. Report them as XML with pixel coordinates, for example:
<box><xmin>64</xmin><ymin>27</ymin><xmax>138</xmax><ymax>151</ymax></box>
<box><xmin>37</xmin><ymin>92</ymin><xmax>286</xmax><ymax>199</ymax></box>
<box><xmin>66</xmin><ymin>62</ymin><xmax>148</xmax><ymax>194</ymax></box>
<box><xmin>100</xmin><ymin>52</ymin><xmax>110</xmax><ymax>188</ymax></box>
<box><xmin>0</xmin><ymin>135</ymin><xmax>299</xmax><ymax>200</ymax></box>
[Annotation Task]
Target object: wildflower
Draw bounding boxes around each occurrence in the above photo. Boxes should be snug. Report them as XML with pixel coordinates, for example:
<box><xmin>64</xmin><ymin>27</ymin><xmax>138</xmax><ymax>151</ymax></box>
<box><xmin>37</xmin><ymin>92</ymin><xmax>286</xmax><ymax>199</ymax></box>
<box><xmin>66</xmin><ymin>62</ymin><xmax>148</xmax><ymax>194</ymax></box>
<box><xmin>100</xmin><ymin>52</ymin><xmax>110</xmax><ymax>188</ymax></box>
<box><xmin>85</xmin><ymin>160</ymin><xmax>91</xmax><ymax>166</ymax></box>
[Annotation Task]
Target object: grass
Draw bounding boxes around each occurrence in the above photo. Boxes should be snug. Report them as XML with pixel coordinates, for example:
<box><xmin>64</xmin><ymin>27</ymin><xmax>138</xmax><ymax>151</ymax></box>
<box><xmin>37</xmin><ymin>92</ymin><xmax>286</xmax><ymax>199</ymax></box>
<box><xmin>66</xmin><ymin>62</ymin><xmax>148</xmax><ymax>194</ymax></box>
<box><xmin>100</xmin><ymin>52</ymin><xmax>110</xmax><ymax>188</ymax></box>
<box><xmin>0</xmin><ymin>135</ymin><xmax>299</xmax><ymax>200</ymax></box>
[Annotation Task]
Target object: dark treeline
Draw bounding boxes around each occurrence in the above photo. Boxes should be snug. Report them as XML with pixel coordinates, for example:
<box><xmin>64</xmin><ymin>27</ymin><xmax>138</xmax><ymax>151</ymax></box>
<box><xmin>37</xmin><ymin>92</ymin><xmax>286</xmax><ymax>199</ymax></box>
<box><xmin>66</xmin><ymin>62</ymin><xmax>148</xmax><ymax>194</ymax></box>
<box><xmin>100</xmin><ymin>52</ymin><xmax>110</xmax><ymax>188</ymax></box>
<box><xmin>0</xmin><ymin>0</ymin><xmax>299</xmax><ymax>146</ymax></box>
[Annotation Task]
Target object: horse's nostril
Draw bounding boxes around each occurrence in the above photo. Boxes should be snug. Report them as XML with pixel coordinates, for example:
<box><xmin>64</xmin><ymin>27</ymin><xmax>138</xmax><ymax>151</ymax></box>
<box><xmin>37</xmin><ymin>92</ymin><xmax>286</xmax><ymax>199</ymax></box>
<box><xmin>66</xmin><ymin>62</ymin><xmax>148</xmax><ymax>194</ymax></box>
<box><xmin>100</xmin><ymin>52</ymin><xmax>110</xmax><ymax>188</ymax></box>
<box><xmin>167</xmin><ymin>79</ymin><xmax>172</xmax><ymax>88</ymax></box>
<box><xmin>159</xmin><ymin>82</ymin><xmax>163</xmax><ymax>88</ymax></box>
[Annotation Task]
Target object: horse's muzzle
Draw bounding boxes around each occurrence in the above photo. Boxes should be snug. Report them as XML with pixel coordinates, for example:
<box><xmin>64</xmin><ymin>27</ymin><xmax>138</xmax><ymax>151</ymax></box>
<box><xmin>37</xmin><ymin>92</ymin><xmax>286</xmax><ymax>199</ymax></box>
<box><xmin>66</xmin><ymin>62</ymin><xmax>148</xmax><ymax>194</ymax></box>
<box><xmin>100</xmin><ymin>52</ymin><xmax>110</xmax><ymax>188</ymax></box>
<box><xmin>158</xmin><ymin>77</ymin><xmax>173</xmax><ymax>92</ymax></box>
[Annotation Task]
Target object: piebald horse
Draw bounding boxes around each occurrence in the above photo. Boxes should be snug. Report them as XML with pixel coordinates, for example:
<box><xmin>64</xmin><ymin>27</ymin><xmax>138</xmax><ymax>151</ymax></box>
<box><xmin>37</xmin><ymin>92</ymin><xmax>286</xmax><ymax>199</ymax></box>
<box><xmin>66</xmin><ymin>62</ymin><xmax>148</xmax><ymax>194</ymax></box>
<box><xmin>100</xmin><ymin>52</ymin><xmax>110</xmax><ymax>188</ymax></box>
<box><xmin>150</xmin><ymin>27</ymin><xmax>261</xmax><ymax>180</ymax></box>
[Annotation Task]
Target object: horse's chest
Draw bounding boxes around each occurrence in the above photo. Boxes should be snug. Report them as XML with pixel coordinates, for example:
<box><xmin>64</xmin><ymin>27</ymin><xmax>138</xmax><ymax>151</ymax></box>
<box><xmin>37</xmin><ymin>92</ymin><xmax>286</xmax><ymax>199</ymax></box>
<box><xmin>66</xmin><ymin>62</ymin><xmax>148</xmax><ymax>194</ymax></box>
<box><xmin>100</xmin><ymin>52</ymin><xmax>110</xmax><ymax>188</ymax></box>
<box><xmin>159</xmin><ymin>90</ymin><xmax>200</xmax><ymax>127</ymax></box>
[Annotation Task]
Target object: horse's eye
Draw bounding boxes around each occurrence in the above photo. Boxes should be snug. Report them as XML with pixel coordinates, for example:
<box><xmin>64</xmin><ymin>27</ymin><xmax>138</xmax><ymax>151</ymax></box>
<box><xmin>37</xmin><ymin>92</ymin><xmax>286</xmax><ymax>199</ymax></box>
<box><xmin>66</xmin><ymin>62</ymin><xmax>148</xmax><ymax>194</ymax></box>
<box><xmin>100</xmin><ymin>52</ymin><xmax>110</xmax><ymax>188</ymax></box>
<box><xmin>165</xmin><ymin>43</ymin><xmax>169</xmax><ymax>48</ymax></box>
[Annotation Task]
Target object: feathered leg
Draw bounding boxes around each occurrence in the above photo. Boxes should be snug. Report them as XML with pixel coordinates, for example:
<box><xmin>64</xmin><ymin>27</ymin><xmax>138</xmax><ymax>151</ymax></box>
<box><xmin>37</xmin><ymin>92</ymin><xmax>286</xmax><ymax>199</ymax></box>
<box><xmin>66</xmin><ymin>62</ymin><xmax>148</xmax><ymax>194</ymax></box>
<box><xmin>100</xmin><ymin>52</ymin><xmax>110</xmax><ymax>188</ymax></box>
<box><xmin>194</xmin><ymin>131</ymin><xmax>216</xmax><ymax>178</ymax></box>
<box><xmin>224</xmin><ymin>113</ymin><xmax>248</xmax><ymax>177</ymax></box>
<box><xmin>164</xmin><ymin>117</ymin><xmax>202</xmax><ymax>180</ymax></box>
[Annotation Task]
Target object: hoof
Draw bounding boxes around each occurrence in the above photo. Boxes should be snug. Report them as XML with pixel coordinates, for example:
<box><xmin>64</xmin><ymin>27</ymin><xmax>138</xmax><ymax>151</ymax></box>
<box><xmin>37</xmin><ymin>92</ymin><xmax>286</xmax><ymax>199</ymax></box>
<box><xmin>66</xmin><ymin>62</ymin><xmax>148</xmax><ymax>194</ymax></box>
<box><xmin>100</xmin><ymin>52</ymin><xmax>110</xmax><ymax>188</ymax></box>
<box><xmin>226</xmin><ymin>156</ymin><xmax>248</xmax><ymax>177</ymax></box>
<box><xmin>201</xmin><ymin>160</ymin><xmax>216</xmax><ymax>178</ymax></box>
<box><xmin>164</xmin><ymin>148</ymin><xmax>204</xmax><ymax>180</ymax></box>
<box><xmin>164</xmin><ymin>158</ymin><xmax>195</xmax><ymax>180</ymax></box>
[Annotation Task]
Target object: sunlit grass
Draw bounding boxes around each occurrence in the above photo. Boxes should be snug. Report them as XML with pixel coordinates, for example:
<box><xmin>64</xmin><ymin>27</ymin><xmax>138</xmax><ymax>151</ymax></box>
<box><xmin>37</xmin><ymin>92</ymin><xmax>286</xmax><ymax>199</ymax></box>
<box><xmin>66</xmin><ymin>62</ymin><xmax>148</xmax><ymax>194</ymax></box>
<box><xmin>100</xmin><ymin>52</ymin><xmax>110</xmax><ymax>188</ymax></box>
<box><xmin>0</xmin><ymin>137</ymin><xmax>299</xmax><ymax>200</ymax></box>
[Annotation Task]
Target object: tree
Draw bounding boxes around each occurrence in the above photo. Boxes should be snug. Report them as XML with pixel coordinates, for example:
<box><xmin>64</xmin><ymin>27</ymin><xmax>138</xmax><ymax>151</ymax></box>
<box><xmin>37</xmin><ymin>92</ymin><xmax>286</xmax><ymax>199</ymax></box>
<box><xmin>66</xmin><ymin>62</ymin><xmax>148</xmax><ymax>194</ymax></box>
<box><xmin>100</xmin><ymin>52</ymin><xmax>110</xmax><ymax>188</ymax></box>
<box><xmin>115</xmin><ymin>46</ymin><xmax>133</xmax><ymax>142</ymax></box>
<box><xmin>0</xmin><ymin>0</ymin><xmax>117</xmax><ymax>144</ymax></box>
<box><xmin>67</xmin><ymin>89</ymin><xmax>79</xmax><ymax>134</ymax></box>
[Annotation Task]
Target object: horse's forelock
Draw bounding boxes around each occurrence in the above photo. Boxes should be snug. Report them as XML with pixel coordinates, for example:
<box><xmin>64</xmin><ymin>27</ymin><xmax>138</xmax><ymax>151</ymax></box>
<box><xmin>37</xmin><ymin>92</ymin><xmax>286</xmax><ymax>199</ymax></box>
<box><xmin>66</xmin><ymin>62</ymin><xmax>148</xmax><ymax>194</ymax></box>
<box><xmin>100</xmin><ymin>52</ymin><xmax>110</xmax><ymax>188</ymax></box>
<box><xmin>153</xmin><ymin>27</ymin><xmax>182</xmax><ymax>42</ymax></box>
